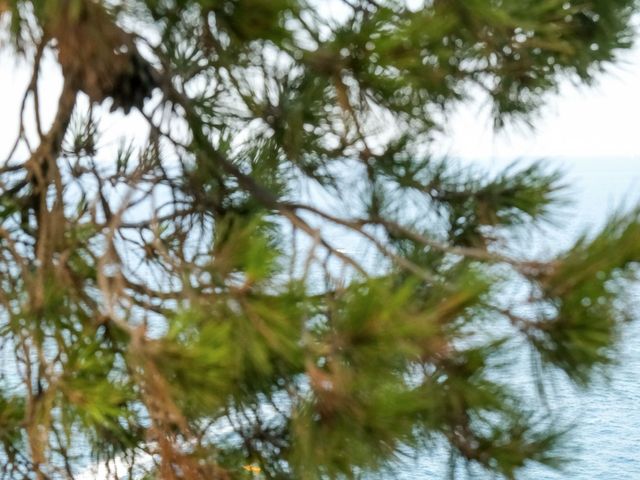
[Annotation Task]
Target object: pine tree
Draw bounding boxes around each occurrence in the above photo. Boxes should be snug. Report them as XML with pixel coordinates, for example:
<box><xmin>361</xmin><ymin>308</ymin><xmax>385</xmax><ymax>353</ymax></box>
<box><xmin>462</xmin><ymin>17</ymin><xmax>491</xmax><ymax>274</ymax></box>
<box><xmin>0</xmin><ymin>1</ymin><xmax>639</xmax><ymax>478</ymax></box>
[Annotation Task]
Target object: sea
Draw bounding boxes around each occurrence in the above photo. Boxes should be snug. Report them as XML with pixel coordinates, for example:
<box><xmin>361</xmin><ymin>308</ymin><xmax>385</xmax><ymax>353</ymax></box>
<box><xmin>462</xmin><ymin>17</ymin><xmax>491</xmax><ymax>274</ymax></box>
<box><xmin>388</xmin><ymin>157</ymin><xmax>640</xmax><ymax>479</ymax></box>
<box><xmin>19</xmin><ymin>157</ymin><xmax>640</xmax><ymax>479</ymax></box>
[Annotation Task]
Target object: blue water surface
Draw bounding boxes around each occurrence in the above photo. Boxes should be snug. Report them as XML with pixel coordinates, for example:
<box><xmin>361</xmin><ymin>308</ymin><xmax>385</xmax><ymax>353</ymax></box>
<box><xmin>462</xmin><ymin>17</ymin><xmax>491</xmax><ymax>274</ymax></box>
<box><xmin>390</xmin><ymin>157</ymin><xmax>640</xmax><ymax>479</ymax></box>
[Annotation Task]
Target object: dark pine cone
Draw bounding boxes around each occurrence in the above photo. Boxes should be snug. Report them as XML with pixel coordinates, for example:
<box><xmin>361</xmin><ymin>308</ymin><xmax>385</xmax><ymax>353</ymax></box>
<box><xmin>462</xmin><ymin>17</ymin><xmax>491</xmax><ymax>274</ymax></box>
<box><xmin>49</xmin><ymin>0</ymin><xmax>157</xmax><ymax>114</ymax></box>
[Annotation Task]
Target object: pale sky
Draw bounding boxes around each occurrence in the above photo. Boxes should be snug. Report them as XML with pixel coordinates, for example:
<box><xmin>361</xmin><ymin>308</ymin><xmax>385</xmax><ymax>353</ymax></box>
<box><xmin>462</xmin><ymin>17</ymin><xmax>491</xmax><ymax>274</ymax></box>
<box><xmin>2</xmin><ymin>26</ymin><xmax>640</xmax><ymax>165</ymax></box>
<box><xmin>442</xmin><ymin>45</ymin><xmax>640</xmax><ymax>162</ymax></box>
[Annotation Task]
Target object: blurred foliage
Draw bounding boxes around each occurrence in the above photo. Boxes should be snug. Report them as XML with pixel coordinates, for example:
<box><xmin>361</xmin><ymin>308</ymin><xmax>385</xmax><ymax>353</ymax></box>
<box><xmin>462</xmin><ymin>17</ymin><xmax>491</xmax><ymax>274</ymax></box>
<box><xmin>0</xmin><ymin>0</ymin><xmax>639</xmax><ymax>478</ymax></box>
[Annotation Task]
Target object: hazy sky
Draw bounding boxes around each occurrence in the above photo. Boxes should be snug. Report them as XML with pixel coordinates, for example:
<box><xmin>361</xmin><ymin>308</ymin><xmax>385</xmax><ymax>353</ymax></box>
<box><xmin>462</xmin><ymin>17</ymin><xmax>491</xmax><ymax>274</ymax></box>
<box><xmin>442</xmin><ymin>45</ymin><xmax>640</xmax><ymax>162</ymax></box>
<box><xmin>2</xmin><ymin>24</ymin><xmax>640</xmax><ymax>164</ymax></box>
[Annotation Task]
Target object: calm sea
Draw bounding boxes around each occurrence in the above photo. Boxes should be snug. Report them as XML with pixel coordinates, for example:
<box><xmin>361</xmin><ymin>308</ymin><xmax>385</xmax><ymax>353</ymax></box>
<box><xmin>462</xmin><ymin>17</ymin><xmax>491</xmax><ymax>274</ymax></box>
<box><xmin>389</xmin><ymin>157</ymin><xmax>640</xmax><ymax>479</ymax></box>
<box><xmin>21</xmin><ymin>157</ymin><xmax>640</xmax><ymax>479</ymax></box>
